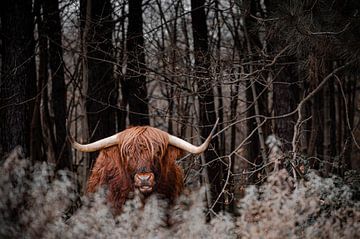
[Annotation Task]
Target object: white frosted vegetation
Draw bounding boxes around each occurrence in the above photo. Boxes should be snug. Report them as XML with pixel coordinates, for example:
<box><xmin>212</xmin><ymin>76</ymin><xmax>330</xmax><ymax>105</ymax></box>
<box><xmin>0</xmin><ymin>148</ymin><xmax>359</xmax><ymax>238</ymax></box>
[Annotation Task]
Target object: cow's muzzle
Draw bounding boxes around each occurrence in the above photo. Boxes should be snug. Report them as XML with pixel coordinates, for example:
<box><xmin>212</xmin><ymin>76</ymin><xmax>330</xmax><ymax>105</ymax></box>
<box><xmin>134</xmin><ymin>172</ymin><xmax>155</xmax><ymax>194</ymax></box>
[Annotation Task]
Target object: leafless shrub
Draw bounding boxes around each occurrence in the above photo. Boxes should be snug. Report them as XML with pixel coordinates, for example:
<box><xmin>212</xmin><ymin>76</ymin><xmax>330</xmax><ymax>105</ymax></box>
<box><xmin>235</xmin><ymin>169</ymin><xmax>360</xmax><ymax>239</ymax></box>
<box><xmin>0</xmin><ymin>148</ymin><xmax>235</xmax><ymax>239</ymax></box>
<box><xmin>0</xmin><ymin>147</ymin><xmax>76</xmax><ymax>238</ymax></box>
<box><xmin>0</xmin><ymin>148</ymin><xmax>359</xmax><ymax>238</ymax></box>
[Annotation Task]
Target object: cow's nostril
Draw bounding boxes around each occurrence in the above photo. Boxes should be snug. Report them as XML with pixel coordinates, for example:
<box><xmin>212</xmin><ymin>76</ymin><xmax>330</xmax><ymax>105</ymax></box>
<box><xmin>134</xmin><ymin>172</ymin><xmax>154</xmax><ymax>184</ymax></box>
<box><xmin>141</xmin><ymin>174</ymin><xmax>151</xmax><ymax>180</ymax></box>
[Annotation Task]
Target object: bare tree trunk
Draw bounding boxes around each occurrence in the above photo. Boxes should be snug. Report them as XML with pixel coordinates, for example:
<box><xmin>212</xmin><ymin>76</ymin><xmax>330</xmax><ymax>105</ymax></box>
<box><xmin>169</xmin><ymin>1</ymin><xmax>180</xmax><ymax>134</ymax></box>
<box><xmin>36</xmin><ymin>7</ymin><xmax>57</xmax><ymax>163</ymax></box>
<box><xmin>334</xmin><ymin>79</ymin><xmax>343</xmax><ymax>174</ymax></box>
<box><xmin>31</xmin><ymin>0</ymin><xmax>46</xmax><ymax>162</ymax></box>
<box><xmin>117</xmin><ymin>3</ymin><xmax>127</xmax><ymax>131</ymax></box>
<box><xmin>85</xmin><ymin>0</ymin><xmax>117</xmax><ymax>150</ymax></box>
<box><xmin>243</xmin><ymin>1</ymin><xmax>268</xmax><ymax>176</ymax></box>
<box><xmin>323</xmin><ymin>81</ymin><xmax>331</xmax><ymax>175</ymax></box>
<box><xmin>123</xmin><ymin>0</ymin><xmax>149</xmax><ymax>126</ymax></box>
<box><xmin>329</xmin><ymin>77</ymin><xmax>337</xmax><ymax>162</ymax></box>
<box><xmin>214</xmin><ymin>0</ymin><xmax>225</xmax><ymax>158</ymax></box>
<box><xmin>273</xmin><ymin>62</ymin><xmax>299</xmax><ymax>152</ymax></box>
<box><xmin>0</xmin><ymin>0</ymin><xmax>37</xmax><ymax>157</ymax></box>
<box><xmin>229</xmin><ymin>78</ymin><xmax>240</xmax><ymax>212</ymax></box>
<box><xmin>307</xmin><ymin>98</ymin><xmax>318</xmax><ymax>158</ymax></box>
<box><xmin>80</xmin><ymin>0</ymin><xmax>91</xmax><ymax>192</ymax></box>
<box><xmin>155</xmin><ymin>0</ymin><xmax>178</xmax><ymax>132</ymax></box>
<box><xmin>342</xmin><ymin>74</ymin><xmax>356</xmax><ymax>172</ymax></box>
<box><xmin>191</xmin><ymin>0</ymin><xmax>222</xmax><ymax>213</ymax></box>
<box><xmin>299</xmin><ymin>77</ymin><xmax>309</xmax><ymax>154</ymax></box>
<box><xmin>43</xmin><ymin>0</ymin><xmax>72</xmax><ymax>170</ymax></box>
<box><xmin>306</xmin><ymin>54</ymin><xmax>320</xmax><ymax>168</ymax></box>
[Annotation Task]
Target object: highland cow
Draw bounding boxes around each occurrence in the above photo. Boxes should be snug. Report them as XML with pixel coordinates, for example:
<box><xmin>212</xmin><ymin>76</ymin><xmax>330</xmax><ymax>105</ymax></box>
<box><xmin>70</xmin><ymin>120</ymin><xmax>218</xmax><ymax>213</ymax></box>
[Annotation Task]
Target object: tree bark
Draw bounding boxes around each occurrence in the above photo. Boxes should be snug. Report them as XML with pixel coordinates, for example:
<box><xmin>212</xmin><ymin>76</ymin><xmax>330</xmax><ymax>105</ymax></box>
<box><xmin>323</xmin><ymin>80</ymin><xmax>331</xmax><ymax>175</ymax></box>
<box><xmin>79</xmin><ymin>0</ymin><xmax>91</xmax><ymax>191</ymax></box>
<box><xmin>31</xmin><ymin>0</ymin><xmax>46</xmax><ymax>162</ymax></box>
<box><xmin>0</xmin><ymin>0</ymin><xmax>37</xmax><ymax>157</ymax></box>
<box><xmin>117</xmin><ymin>3</ymin><xmax>127</xmax><ymax>131</ymax></box>
<box><xmin>273</xmin><ymin>62</ymin><xmax>299</xmax><ymax>152</ymax></box>
<box><xmin>43</xmin><ymin>0</ymin><xmax>72</xmax><ymax>170</ymax></box>
<box><xmin>123</xmin><ymin>0</ymin><xmax>149</xmax><ymax>126</ymax></box>
<box><xmin>191</xmin><ymin>0</ymin><xmax>222</xmax><ymax>213</ymax></box>
<box><xmin>84</xmin><ymin>0</ymin><xmax>117</xmax><ymax>151</ymax></box>
<box><xmin>342</xmin><ymin>74</ymin><xmax>356</xmax><ymax>172</ymax></box>
<box><xmin>244</xmin><ymin>0</ymin><xmax>269</xmax><ymax>176</ymax></box>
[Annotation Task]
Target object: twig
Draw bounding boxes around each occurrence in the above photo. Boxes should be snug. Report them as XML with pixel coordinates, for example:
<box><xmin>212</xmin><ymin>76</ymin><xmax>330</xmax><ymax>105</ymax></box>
<box><xmin>335</xmin><ymin>75</ymin><xmax>360</xmax><ymax>150</ymax></box>
<box><xmin>291</xmin><ymin>60</ymin><xmax>354</xmax><ymax>164</ymax></box>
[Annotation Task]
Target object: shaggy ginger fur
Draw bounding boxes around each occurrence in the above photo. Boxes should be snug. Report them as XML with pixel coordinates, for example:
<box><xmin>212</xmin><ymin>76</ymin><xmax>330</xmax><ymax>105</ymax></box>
<box><xmin>86</xmin><ymin>126</ymin><xmax>184</xmax><ymax>213</ymax></box>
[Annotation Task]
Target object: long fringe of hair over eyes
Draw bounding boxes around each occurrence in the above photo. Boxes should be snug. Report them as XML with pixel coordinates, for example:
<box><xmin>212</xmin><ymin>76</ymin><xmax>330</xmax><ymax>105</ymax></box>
<box><xmin>86</xmin><ymin>126</ymin><xmax>185</xmax><ymax>213</ymax></box>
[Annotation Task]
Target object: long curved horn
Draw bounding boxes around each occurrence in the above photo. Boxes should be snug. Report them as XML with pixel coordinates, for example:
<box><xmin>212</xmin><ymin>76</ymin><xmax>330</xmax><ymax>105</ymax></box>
<box><xmin>68</xmin><ymin>134</ymin><xmax>119</xmax><ymax>152</ymax></box>
<box><xmin>168</xmin><ymin>118</ymin><xmax>219</xmax><ymax>154</ymax></box>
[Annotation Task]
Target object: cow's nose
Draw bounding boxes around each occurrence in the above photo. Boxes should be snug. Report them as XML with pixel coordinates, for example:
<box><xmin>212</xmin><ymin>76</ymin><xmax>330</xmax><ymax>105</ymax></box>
<box><xmin>134</xmin><ymin>172</ymin><xmax>155</xmax><ymax>185</ymax></box>
<box><xmin>136</xmin><ymin>173</ymin><xmax>151</xmax><ymax>181</ymax></box>
<box><xmin>134</xmin><ymin>172</ymin><xmax>155</xmax><ymax>194</ymax></box>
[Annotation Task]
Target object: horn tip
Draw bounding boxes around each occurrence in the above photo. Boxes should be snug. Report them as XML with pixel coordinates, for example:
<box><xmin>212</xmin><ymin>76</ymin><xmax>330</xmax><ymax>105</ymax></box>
<box><xmin>209</xmin><ymin>118</ymin><xmax>220</xmax><ymax>137</ymax></box>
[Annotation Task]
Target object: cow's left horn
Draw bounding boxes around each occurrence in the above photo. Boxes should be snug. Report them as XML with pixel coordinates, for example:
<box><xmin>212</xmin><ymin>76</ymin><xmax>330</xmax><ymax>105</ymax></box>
<box><xmin>69</xmin><ymin>134</ymin><xmax>119</xmax><ymax>152</ymax></box>
<box><xmin>168</xmin><ymin>118</ymin><xmax>219</xmax><ymax>154</ymax></box>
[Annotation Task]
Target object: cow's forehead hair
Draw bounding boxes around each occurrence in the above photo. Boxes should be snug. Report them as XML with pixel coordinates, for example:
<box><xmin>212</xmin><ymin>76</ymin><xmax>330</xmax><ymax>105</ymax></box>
<box><xmin>118</xmin><ymin>126</ymin><xmax>169</xmax><ymax>161</ymax></box>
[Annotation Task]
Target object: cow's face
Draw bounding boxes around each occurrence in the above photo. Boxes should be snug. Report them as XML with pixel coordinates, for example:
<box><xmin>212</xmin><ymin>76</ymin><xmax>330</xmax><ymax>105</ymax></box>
<box><xmin>127</xmin><ymin>156</ymin><xmax>157</xmax><ymax>194</ymax></box>
<box><xmin>125</xmin><ymin>142</ymin><xmax>164</xmax><ymax>195</ymax></box>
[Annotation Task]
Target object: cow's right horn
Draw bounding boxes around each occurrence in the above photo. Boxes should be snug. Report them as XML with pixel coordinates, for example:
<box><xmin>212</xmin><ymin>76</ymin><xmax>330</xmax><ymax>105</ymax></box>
<box><xmin>167</xmin><ymin>118</ymin><xmax>219</xmax><ymax>154</ymax></box>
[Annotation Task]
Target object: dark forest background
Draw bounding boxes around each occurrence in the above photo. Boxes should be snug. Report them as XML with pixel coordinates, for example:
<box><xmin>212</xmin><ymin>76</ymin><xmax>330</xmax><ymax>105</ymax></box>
<box><xmin>1</xmin><ymin>0</ymin><xmax>360</xmax><ymax>216</ymax></box>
